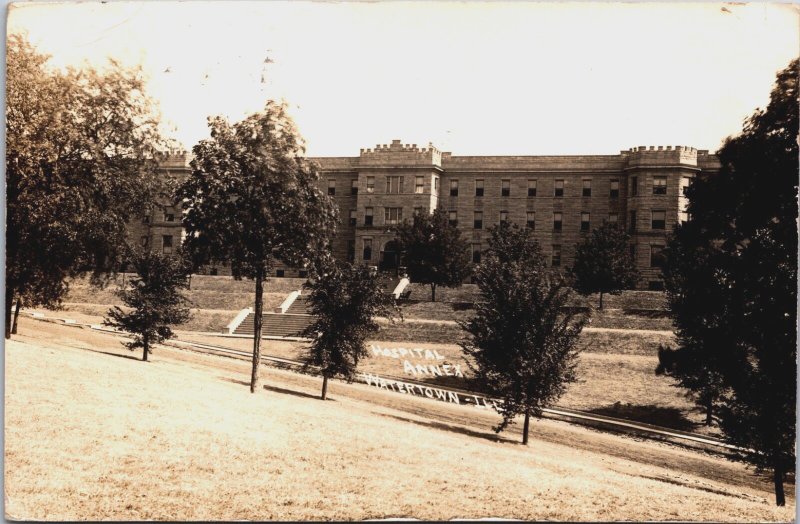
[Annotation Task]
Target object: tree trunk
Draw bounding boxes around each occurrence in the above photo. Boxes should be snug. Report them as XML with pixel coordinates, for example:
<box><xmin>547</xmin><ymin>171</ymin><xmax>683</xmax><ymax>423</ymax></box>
<box><xmin>431</xmin><ymin>283</ymin><xmax>436</xmax><ymax>302</ymax></box>
<box><xmin>705</xmin><ymin>398</ymin><xmax>713</xmax><ymax>426</ymax></box>
<box><xmin>599</xmin><ymin>291</ymin><xmax>604</xmax><ymax>310</ymax></box>
<box><xmin>250</xmin><ymin>270</ymin><xmax>265</xmax><ymax>394</ymax></box>
<box><xmin>321</xmin><ymin>375</ymin><xmax>329</xmax><ymax>400</ymax></box>
<box><xmin>142</xmin><ymin>337</ymin><xmax>149</xmax><ymax>362</ymax></box>
<box><xmin>774</xmin><ymin>462</ymin><xmax>785</xmax><ymax>506</ymax></box>
<box><xmin>5</xmin><ymin>287</ymin><xmax>13</xmax><ymax>339</ymax></box>
<box><xmin>11</xmin><ymin>297</ymin><xmax>22</xmax><ymax>335</ymax></box>
<box><xmin>522</xmin><ymin>410</ymin><xmax>530</xmax><ymax>445</ymax></box>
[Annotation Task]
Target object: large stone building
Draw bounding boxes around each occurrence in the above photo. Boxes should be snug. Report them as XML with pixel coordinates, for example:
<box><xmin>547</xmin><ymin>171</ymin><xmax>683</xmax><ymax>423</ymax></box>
<box><xmin>138</xmin><ymin>140</ymin><xmax>720</xmax><ymax>288</ymax></box>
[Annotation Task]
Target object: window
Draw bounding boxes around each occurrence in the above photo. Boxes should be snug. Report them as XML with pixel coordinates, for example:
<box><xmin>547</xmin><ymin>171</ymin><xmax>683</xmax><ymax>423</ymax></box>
<box><xmin>582</xmin><ymin>179</ymin><xmax>592</xmax><ymax>197</ymax></box>
<box><xmin>276</xmin><ymin>269</ymin><xmax>285</xmax><ymax>277</ymax></box>
<box><xmin>162</xmin><ymin>235</ymin><xmax>173</xmax><ymax>254</ymax></box>
<box><xmin>415</xmin><ymin>176</ymin><xmax>424</xmax><ymax>194</ymax></box>
<box><xmin>650</xmin><ymin>244</ymin><xmax>665</xmax><ymax>268</ymax></box>
<box><xmin>349</xmin><ymin>210</ymin><xmax>357</xmax><ymax>227</ymax></box>
<box><xmin>386</xmin><ymin>176</ymin><xmax>404</xmax><ymax>194</ymax></box>
<box><xmin>475</xmin><ymin>179</ymin><xmax>484</xmax><ymax>197</ymax></box>
<box><xmin>499</xmin><ymin>211</ymin><xmax>509</xmax><ymax>224</ymax></box>
<box><xmin>681</xmin><ymin>176</ymin><xmax>691</xmax><ymax>196</ymax></box>
<box><xmin>363</xmin><ymin>238</ymin><xmax>373</xmax><ymax>261</ymax></box>
<box><xmin>653</xmin><ymin>176</ymin><xmax>667</xmax><ymax>195</ymax></box>
<box><xmin>472</xmin><ymin>244</ymin><xmax>482</xmax><ymax>264</ymax></box>
<box><xmin>609</xmin><ymin>212</ymin><xmax>619</xmax><ymax>224</ymax></box>
<box><xmin>365</xmin><ymin>207</ymin><xmax>373</xmax><ymax>226</ymax></box>
<box><xmin>140</xmin><ymin>235</ymin><xmax>148</xmax><ymax>248</ymax></box>
<box><xmin>347</xmin><ymin>240</ymin><xmax>355</xmax><ymax>262</ymax></box>
<box><xmin>526</xmin><ymin>211</ymin><xmax>536</xmax><ymax>229</ymax></box>
<box><xmin>581</xmin><ymin>212</ymin><xmax>590</xmax><ymax>232</ymax></box>
<box><xmin>328</xmin><ymin>179</ymin><xmax>336</xmax><ymax>196</ymax></box>
<box><xmin>366</xmin><ymin>176</ymin><xmax>375</xmax><ymax>193</ymax></box>
<box><xmin>449</xmin><ymin>210</ymin><xmax>458</xmax><ymax>227</ymax></box>
<box><xmin>679</xmin><ymin>211</ymin><xmax>689</xmax><ymax>224</ymax></box>
<box><xmin>384</xmin><ymin>207</ymin><xmax>403</xmax><ymax>225</ymax></box>
<box><xmin>474</xmin><ymin>211</ymin><xmax>483</xmax><ymax>230</ymax></box>
<box><xmin>434</xmin><ymin>177</ymin><xmax>439</xmax><ymax>194</ymax></box>
<box><xmin>528</xmin><ymin>179</ymin><xmax>537</xmax><ymax>197</ymax></box>
<box><xmin>553</xmin><ymin>212</ymin><xmax>563</xmax><ymax>232</ymax></box>
<box><xmin>630</xmin><ymin>176</ymin><xmax>638</xmax><ymax>196</ymax></box>
<box><xmin>501</xmin><ymin>179</ymin><xmax>510</xmax><ymax>197</ymax></box>
<box><xmin>351</xmin><ymin>179</ymin><xmax>358</xmax><ymax>195</ymax></box>
<box><xmin>629</xmin><ymin>210</ymin><xmax>637</xmax><ymax>233</ymax></box>
<box><xmin>450</xmin><ymin>179</ymin><xmax>459</xmax><ymax>197</ymax></box>
<box><xmin>552</xmin><ymin>245</ymin><xmax>562</xmax><ymax>267</ymax></box>
<box><xmin>142</xmin><ymin>212</ymin><xmax>150</xmax><ymax>224</ymax></box>
<box><xmin>651</xmin><ymin>210</ymin><xmax>666</xmax><ymax>230</ymax></box>
<box><xmin>164</xmin><ymin>210</ymin><xmax>175</xmax><ymax>222</ymax></box>
<box><xmin>413</xmin><ymin>207</ymin><xmax>423</xmax><ymax>216</ymax></box>
<box><xmin>610</xmin><ymin>179</ymin><xmax>619</xmax><ymax>198</ymax></box>
<box><xmin>554</xmin><ymin>179</ymin><xmax>564</xmax><ymax>197</ymax></box>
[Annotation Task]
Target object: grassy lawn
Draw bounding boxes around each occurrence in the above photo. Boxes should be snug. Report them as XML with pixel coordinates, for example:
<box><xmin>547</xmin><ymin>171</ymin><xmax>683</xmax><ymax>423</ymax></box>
<box><xmin>5</xmin><ymin>319</ymin><xmax>793</xmax><ymax>521</ymax></box>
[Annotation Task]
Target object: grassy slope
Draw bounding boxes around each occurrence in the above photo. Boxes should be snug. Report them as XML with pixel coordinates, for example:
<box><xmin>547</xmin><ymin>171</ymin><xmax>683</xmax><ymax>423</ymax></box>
<box><xmin>4</xmin><ymin>319</ymin><xmax>793</xmax><ymax>521</ymax></box>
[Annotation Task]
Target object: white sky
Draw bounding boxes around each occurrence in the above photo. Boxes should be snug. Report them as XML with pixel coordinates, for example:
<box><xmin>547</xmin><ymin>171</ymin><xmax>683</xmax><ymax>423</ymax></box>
<box><xmin>7</xmin><ymin>1</ymin><xmax>799</xmax><ymax>157</ymax></box>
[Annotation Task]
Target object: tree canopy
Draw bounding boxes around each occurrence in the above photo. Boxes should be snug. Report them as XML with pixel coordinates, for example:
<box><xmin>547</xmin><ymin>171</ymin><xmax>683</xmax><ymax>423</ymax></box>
<box><xmin>460</xmin><ymin>223</ymin><xmax>587</xmax><ymax>444</ymax></box>
<box><xmin>177</xmin><ymin>101</ymin><xmax>338</xmax><ymax>393</ymax></box>
<box><xmin>394</xmin><ymin>208</ymin><xmax>471</xmax><ymax>302</ymax></box>
<box><xmin>660</xmin><ymin>58</ymin><xmax>798</xmax><ymax>506</ymax></box>
<box><xmin>105</xmin><ymin>249</ymin><xmax>192</xmax><ymax>362</ymax></box>
<box><xmin>6</xmin><ymin>34</ymin><xmax>167</xmax><ymax>338</ymax></box>
<box><xmin>571</xmin><ymin>221</ymin><xmax>639</xmax><ymax>308</ymax></box>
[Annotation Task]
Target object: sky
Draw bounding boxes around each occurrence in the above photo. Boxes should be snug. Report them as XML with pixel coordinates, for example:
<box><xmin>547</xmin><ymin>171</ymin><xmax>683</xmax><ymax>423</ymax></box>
<box><xmin>7</xmin><ymin>1</ymin><xmax>799</xmax><ymax>157</ymax></box>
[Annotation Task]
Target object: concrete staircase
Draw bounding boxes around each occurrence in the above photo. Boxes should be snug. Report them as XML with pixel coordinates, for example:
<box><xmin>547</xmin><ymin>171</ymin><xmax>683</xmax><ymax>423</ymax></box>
<box><xmin>285</xmin><ymin>295</ymin><xmax>311</xmax><ymax>315</ymax></box>
<box><xmin>233</xmin><ymin>311</ymin><xmax>313</xmax><ymax>338</ymax></box>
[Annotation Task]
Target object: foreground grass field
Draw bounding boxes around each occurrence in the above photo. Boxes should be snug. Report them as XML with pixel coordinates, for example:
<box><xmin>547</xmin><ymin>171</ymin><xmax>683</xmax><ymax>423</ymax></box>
<box><xmin>4</xmin><ymin>319</ymin><xmax>794</xmax><ymax>520</ymax></box>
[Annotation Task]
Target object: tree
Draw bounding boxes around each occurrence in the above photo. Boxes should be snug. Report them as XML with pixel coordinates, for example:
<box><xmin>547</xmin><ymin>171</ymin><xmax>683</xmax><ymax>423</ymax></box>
<box><xmin>571</xmin><ymin>221</ymin><xmax>639</xmax><ymax>308</ymax></box>
<box><xmin>394</xmin><ymin>208</ymin><xmax>471</xmax><ymax>302</ymax></box>
<box><xmin>301</xmin><ymin>254</ymin><xmax>398</xmax><ymax>400</ymax></box>
<box><xmin>104</xmin><ymin>250</ymin><xmax>191</xmax><ymax>362</ymax></box>
<box><xmin>6</xmin><ymin>34</ymin><xmax>167</xmax><ymax>338</ymax></box>
<box><xmin>177</xmin><ymin>101</ymin><xmax>337</xmax><ymax>394</ymax></box>
<box><xmin>660</xmin><ymin>58</ymin><xmax>797</xmax><ymax>506</ymax></box>
<box><xmin>460</xmin><ymin>223</ymin><xmax>587</xmax><ymax>445</ymax></box>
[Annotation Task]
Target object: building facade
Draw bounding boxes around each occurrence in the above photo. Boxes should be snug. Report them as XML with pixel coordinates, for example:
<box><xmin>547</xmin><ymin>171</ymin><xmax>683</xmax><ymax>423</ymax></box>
<box><xmin>138</xmin><ymin>140</ymin><xmax>720</xmax><ymax>288</ymax></box>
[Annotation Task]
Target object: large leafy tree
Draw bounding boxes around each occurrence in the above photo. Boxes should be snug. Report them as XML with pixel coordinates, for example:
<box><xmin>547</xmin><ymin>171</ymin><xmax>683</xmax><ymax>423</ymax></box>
<box><xmin>178</xmin><ymin>101</ymin><xmax>337</xmax><ymax>393</ymax></box>
<box><xmin>301</xmin><ymin>254</ymin><xmax>398</xmax><ymax>400</ymax></box>
<box><xmin>571</xmin><ymin>221</ymin><xmax>639</xmax><ymax>308</ymax></box>
<box><xmin>105</xmin><ymin>249</ymin><xmax>192</xmax><ymax>362</ymax></box>
<box><xmin>660</xmin><ymin>58</ymin><xmax>797</xmax><ymax>506</ymax></box>
<box><xmin>6</xmin><ymin>34</ymin><xmax>166</xmax><ymax>338</ymax></box>
<box><xmin>394</xmin><ymin>208</ymin><xmax>471</xmax><ymax>302</ymax></box>
<box><xmin>460</xmin><ymin>223</ymin><xmax>587</xmax><ymax>445</ymax></box>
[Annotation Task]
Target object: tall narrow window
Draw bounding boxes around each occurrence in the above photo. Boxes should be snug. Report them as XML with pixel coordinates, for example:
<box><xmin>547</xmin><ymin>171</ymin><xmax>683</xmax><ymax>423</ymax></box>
<box><xmin>351</xmin><ymin>179</ymin><xmax>359</xmax><ymax>195</ymax></box>
<box><xmin>528</xmin><ymin>179</ymin><xmax>537</xmax><ymax>197</ymax></box>
<box><xmin>630</xmin><ymin>176</ymin><xmax>638</xmax><ymax>196</ymax></box>
<box><xmin>681</xmin><ymin>176</ymin><xmax>691</xmax><ymax>196</ymax></box>
<box><xmin>434</xmin><ymin>177</ymin><xmax>439</xmax><ymax>194</ymax></box>
<box><xmin>610</xmin><ymin>179</ymin><xmax>619</xmax><ymax>198</ymax></box>
<box><xmin>554</xmin><ymin>179</ymin><xmax>564</xmax><ymax>197</ymax></box>
<box><xmin>650</xmin><ymin>244</ymin><xmax>665</xmax><ymax>268</ymax></box>
<box><xmin>475</xmin><ymin>179</ymin><xmax>484</xmax><ymax>197</ymax></box>
<box><xmin>553</xmin><ymin>212</ymin><xmax>563</xmax><ymax>232</ymax></box>
<box><xmin>526</xmin><ymin>211</ymin><xmax>536</xmax><ymax>229</ymax></box>
<box><xmin>415</xmin><ymin>176</ymin><xmax>424</xmax><ymax>194</ymax></box>
<box><xmin>582</xmin><ymin>179</ymin><xmax>592</xmax><ymax>197</ymax></box>
<box><xmin>347</xmin><ymin>240</ymin><xmax>355</xmax><ymax>262</ymax></box>
<box><xmin>629</xmin><ymin>210</ymin><xmax>637</xmax><ymax>232</ymax></box>
<box><xmin>413</xmin><ymin>207</ymin><xmax>423</xmax><ymax>216</ymax></box>
<box><xmin>349</xmin><ymin>210</ymin><xmax>357</xmax><ymax>227</ymax></box>
<box><xmin>473</xmin><ymin>211</ymin><xmax>483</xmax><ymax>230</ymax></box>
<box><xmin>450</xmin><ymin>179</ymin><xmax>459</xmax><ymax>197</ymax></box>
<box><xmin>653</xmin><ymin>176</ymin><xmax>667</xmax><ymax>195</ymax></box>
<box><xmin>499</xmin><ymin>210</ymin><xmax>509</xmax><ymax>224</ymax></box>
<box><xmin>365</xmin><ymin>207</ymin><xmax>373</xmax><ymax>226</ymax></box>
<box><xmin>384</xmin><ymin>207</ymin><xmax>403</xmax><ymax>225</ymax></box>
<box><xmin>552</xmin><ymin>245</ymin><xmax>562</xmax><ymax>267</ymax></box>
<box><xmin>501</xmin><ymin>179</ymin><xmax>511</xmax><ymax>197</ymax></box>
<box><xmin>386</xmin><ymin>176</ymin><xmax>404</xmax><ymax>194</ymax></box>
<box><xmin>140</xmin><ymin>235</ymin><xmax>148</xmax><ymax>248</ymax></box>
<box><xmin>363</xmin><ymin>238</ymin><xmax>373</xmax><ymax>261</ymax></box>
<box><xmin>448</xmin><ymin>210</ymin><xmax>458</xmax><ymax>227</ymax></box>
<box><xmin>328</xmin><ymin>179</ymin><xmax>336</xmax><ymax>196</ymax></box>
<box><xmin>651</xmin><ymin>210</ymin><xmax>666</xmax><ymax>230</ymax></box>
<box><xmin>162</xmin><ymin>235</ymin><xmax>173</xmax><ymax>254</ymax></box>
<box><xmin>472</xmin><ymin>244</ymin><xmax>482</xmax><ymax>264</ymax></box>
<box><xmin>581</xmin><ymin>212</ymin><xmax>590</xmax><ymax>232</ymax></box>
<box><xmin>366</xmin><ymin>176</ymin><xmax>375</xmax><ymax>193</ymax></box>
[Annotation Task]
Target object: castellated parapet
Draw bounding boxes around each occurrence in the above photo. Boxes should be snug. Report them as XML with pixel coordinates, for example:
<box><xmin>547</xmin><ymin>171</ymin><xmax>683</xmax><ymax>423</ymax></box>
<box><xmin>155</xmin><ymin>149</ymin><xmax>191</xmax><ymax>169</ymax></box>
<box><xmin>622</xmin><ymin>145</ymin><xmax>699</xmax><ymax>168</ymax></box>
<box><xmin>360</xmin><ymin>139</ymin><xmax>443</xmax><ymax>168</ymax></box>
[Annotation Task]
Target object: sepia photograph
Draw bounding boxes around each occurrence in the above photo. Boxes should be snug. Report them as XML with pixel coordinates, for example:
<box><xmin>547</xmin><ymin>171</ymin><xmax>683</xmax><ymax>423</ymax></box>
<box><xmin>4</xmin><ymin>1</ymin><xmax>799</xmax><ymax>520</ymax></box>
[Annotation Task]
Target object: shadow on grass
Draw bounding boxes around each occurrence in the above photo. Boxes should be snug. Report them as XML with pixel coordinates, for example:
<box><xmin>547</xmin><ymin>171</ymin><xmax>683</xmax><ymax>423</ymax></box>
<box><xmin>622</xmin><ymin>308</ymin><xmax>671</xmax><ymax>318</ymax></box>
<box><xmin>378</xmin><ymin>412</ymin><xmax>514</xmax><ymax>445</ymax></box>
<box><xmin>86</xmin><ymin>348</ymin><xmax>143</xmax><ymax>362</ymax></box>
<box><xmin>221</xmin><ymin>377</ymin><xmax>328</xmax><ymax>401</ymax></box>
<box><xmin>587</xmin><ymin>402</ymin><xmax>697</xmax><ymax>432</ymax></box>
